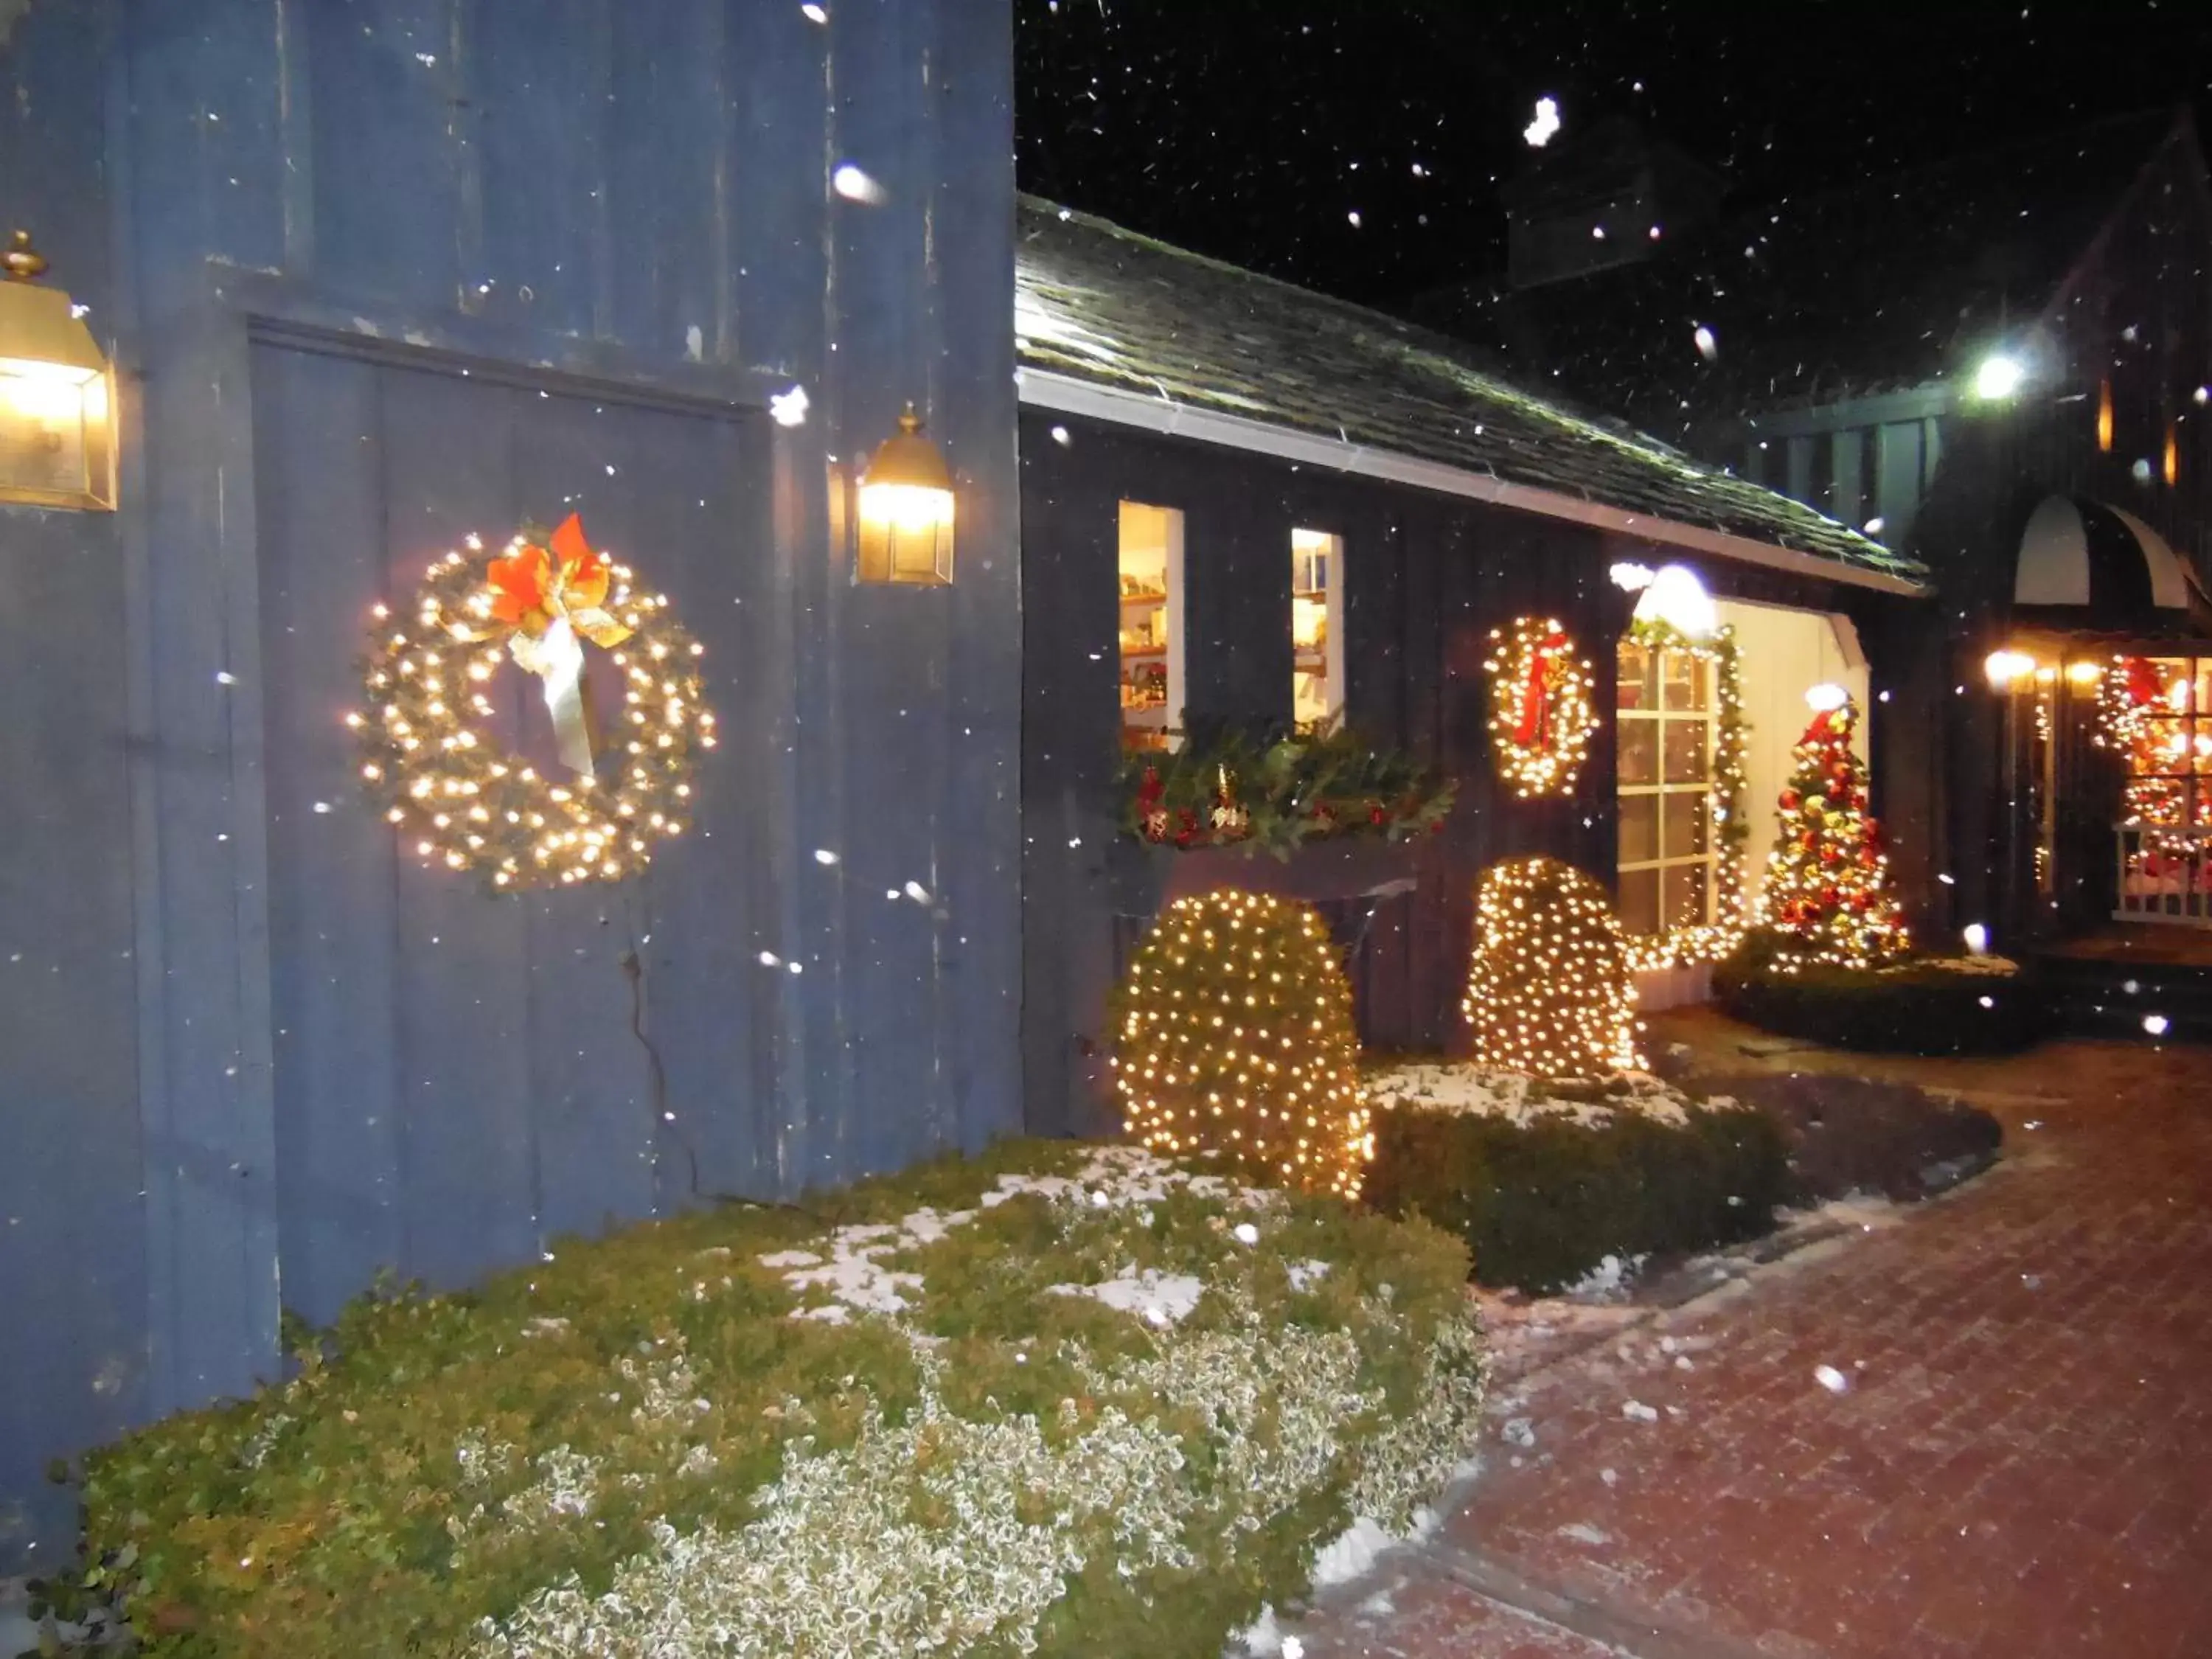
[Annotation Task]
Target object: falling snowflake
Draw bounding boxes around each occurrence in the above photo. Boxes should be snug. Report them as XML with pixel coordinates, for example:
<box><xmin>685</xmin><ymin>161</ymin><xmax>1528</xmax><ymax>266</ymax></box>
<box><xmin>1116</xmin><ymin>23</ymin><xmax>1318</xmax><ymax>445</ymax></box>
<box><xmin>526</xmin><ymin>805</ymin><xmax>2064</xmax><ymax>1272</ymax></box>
<box><xmin>769</xmin><ymin>386</ymin><xmax>810</xmax><ymax>428</ymax></box>
<box><xmin>832</xmin><ymin>163</ymin><xmax>887</xmax><ymax>205</ymax></box>
<box><xmin>1523</xmin><ymin>96</ymin><xmax>1561</xmax><ymax>148</ymax></box>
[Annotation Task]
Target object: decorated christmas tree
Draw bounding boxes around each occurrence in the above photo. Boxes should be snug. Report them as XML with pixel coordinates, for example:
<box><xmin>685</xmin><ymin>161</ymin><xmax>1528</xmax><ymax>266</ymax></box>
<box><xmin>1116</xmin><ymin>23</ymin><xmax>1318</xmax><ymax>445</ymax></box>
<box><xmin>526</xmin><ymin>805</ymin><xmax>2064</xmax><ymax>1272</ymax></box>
<box><xmin>1111</xmin><ymin>888</ymin><xmax>1370</xmax><ymax>1197</ymax></box>
<box><xmin>1756</xmin><ymin>686</ymin><xmax>1909</xmax><ymax>971</ymax></box>
<box><xmin>1465</xmin><ymin>856</ymin><xmax>1643</xmax><ymax>1079</ymax></box>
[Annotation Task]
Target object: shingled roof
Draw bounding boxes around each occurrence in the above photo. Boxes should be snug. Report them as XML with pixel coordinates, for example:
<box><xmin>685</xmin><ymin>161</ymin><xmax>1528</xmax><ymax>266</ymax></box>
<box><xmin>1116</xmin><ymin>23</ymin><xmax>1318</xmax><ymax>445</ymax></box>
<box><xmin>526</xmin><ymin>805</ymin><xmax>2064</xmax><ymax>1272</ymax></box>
<box><xmin>1014</xmin><ymin>195</ymin><xmax>1924</xmax><ymax>588</ymax></box>
<box><xmin>1428</xmin><ymin>108</ymin><xmax>2194</xmax><ymax>436</ymax></box>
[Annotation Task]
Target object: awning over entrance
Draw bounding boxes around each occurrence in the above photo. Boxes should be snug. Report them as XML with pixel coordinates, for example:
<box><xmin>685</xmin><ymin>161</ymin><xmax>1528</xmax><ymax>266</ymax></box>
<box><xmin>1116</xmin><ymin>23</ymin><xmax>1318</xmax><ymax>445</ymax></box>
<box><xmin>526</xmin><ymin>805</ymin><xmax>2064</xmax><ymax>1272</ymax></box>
<box><xmin>2012</xmin><ymin>495</ymin><xmax>2210</xmax><ymax>636</ymax></box>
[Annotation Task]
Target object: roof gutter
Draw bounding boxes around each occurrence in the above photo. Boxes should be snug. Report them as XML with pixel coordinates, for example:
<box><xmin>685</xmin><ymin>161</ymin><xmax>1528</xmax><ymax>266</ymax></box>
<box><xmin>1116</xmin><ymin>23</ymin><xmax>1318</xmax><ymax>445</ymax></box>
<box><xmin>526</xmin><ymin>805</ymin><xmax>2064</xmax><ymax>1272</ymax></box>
<box><xmin>1018</xmin><ymin>369</ymin><xmax>1928</xmax><ymax>597</ymax></box>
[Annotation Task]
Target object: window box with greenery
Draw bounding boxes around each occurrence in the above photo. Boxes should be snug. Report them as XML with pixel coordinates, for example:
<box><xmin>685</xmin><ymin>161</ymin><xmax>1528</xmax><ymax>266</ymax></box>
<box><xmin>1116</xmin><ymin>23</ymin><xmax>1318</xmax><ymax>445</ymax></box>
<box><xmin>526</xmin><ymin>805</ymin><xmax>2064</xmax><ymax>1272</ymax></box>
<box><xmin>1117</xmin><ymin>722</ymin><xmax>1455</xmax><ymax>857</ymax></box>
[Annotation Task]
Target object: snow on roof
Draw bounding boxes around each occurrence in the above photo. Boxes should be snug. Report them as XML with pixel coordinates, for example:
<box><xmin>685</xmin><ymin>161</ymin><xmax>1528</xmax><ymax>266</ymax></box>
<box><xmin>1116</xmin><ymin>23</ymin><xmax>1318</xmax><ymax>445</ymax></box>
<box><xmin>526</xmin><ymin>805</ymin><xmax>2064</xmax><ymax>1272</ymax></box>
<box><xmin>1015</xmin><ymin>195</ymin><xmax>1925</xmax><ymax>588</ymax></box>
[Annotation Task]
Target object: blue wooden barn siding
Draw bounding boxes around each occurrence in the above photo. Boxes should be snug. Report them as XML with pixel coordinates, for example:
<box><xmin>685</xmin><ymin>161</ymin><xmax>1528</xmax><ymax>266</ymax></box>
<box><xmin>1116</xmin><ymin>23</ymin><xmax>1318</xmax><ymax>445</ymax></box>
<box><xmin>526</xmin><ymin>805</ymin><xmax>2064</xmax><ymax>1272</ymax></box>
<box><xmin>0</xmin><ymin>0</ymin><xmax>1018</xmax><ymax>1570</ymax></box>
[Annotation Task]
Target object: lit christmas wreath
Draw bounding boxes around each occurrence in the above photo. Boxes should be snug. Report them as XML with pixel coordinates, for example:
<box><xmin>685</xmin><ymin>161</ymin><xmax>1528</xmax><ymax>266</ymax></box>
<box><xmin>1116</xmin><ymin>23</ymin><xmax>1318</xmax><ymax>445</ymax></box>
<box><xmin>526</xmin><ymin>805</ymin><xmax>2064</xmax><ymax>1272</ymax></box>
<box><xmin>352</xmin><ymin>514</ymin><xmax>717</xmax><ymax>891</ymax></box>
<box><xmin>1484</xmin><ymin>616</ymin><xmax>1597</xmax><ymax>796</ymax></box>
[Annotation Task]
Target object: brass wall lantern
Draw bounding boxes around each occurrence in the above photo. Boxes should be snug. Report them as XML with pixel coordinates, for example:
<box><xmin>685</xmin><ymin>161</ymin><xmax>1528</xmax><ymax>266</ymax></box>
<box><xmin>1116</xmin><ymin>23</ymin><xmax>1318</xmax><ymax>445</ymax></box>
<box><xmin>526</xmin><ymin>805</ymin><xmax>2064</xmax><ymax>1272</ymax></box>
<box><xmin>855</xmin><ymin>402</ymin><xmax>954</xmax><ymax>585</ymax></box>
<box><xmin>0</xmin><ymin>231</ymin><xmax>116</xmax><ymax>511</ymax></box>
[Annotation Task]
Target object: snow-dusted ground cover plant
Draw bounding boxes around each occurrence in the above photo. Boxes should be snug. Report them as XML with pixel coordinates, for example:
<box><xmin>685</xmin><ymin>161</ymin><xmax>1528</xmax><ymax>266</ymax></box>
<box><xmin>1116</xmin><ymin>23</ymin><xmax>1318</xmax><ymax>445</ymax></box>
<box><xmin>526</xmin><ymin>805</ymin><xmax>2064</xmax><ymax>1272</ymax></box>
<box><xmin>47</xmin><ymin>1141</ymin><xmax>1483</xmax><ymax>1659</ymax></box>
<box><xmin>1363</xmin><ymin>1062</ymin><xmax>1790</xmax><ymax>1294</ymax></box>
<box><xmin>1363</xmin><ymin>1063</ymin><xmax>1711</xmax><ymax>1128</ymax></box>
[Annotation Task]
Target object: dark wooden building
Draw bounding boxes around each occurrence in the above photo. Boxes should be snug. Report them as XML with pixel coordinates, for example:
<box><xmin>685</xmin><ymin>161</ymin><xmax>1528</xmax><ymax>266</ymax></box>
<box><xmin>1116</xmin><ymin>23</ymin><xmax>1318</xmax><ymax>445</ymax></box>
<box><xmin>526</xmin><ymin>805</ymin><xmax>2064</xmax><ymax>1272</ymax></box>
<box><xmin>0</xmin><ymin>0</ymin><xmax>1018</xmax><ymax>1571</ymax></box>
<box><xmin>1012</xmin><ymin>199</ymin><xmax>1933</xmax><ymax>1138</ymax></box>
<box><xmin>1418</xmin><ymin>108</ymin><xmax>2212</xmax><ymax>955</ymax></box>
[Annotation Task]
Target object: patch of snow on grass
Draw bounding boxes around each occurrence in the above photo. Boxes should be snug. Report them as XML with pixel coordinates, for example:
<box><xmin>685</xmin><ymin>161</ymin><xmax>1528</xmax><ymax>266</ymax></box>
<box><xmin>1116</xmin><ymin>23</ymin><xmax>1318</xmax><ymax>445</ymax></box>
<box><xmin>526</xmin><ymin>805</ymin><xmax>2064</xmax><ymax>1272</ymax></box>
<box><xmin>1051</xmin><ymin>1267</ymin><xmax>1206</xmax><ymax>1327</ymax></box>
<box><xmin>767</xmin><ymin>1147</ymin><xmax>1240</xmax><ymax>1320</ymax></box>
<box><xmin>1234</xmin><ymin>1604</ymin><xmax>1288</xmax><ymax>1657</ymax></box>
<box><xmin>1310</xmin><ymin>1516</ymin><xmax>1398</xmax><ymax>1589</ymax></box>
<box><xmin>1565</xmin><ymin>1251</ymin><xmax>1646</xmax><ymax>1300</ymax></box>
<box><xmin>1364</xmin><ymin>1063</ymin><xmax>1694</xmax><ymax>1127</ymax></box>
<box><xmin>1885</xmin><ymin>953</ymin><xmax>2019</xmax><ymax>977</ymax></box>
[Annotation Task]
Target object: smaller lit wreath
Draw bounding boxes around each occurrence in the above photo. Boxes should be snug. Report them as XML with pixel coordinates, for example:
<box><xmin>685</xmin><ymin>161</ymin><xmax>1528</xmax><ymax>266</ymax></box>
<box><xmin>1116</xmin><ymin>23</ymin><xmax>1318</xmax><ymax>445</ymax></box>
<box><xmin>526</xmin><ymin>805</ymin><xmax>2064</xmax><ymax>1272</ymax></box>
<box><xmin>352</xmin><ymin>515</ymin><xmax>717</xmax><ymax>891</ymax></box>
<box><xmin>1484</xmin><ymin>616</ymin><xmax>1597</xmax><ymax>797</ymax></box>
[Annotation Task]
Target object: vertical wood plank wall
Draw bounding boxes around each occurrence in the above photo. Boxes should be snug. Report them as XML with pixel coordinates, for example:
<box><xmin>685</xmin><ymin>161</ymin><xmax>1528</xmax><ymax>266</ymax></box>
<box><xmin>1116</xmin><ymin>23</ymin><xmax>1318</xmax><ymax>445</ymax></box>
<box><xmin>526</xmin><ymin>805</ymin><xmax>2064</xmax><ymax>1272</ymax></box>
<box><xmin>0</xmin><ymin>0</ymin><xmax>1017</xmax><ymax>1569</ymax></box>
<box><xmin>1017</xmin><ymin>410</ymin><xmax>1925</xmax><ymax>1141</ymax></box>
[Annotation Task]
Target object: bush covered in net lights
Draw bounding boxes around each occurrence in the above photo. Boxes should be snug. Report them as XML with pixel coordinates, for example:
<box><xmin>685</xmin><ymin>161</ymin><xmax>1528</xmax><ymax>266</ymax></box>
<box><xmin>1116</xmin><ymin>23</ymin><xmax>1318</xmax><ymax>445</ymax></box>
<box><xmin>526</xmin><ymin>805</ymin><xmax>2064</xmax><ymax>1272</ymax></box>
<box><xmin>1464</xmin><ymin>855</ymin><xmax>1642</xmax><ymax>1080</ymax></box>
<box><xmin>1111</xmin><ymin>888</ymin><xmax>1371</xmax><ymax>1198</ymax></box>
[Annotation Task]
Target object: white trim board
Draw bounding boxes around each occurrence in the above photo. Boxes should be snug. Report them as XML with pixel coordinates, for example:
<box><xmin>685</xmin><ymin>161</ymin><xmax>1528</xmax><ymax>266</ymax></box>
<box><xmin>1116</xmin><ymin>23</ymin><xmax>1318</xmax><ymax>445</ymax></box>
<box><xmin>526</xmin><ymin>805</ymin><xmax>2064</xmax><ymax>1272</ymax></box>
<box><xmin>1018</xmin><ymin>369</ymin><xmax>1928</xmax><ymax>597</ymax></box>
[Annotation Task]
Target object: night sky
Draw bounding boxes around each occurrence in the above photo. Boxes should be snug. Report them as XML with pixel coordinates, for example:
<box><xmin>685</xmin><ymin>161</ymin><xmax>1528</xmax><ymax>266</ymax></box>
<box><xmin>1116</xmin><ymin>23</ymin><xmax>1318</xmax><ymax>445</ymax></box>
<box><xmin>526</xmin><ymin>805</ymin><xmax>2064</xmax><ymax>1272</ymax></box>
<box><xmin>1014</xmin><ymin>0</ymin><xmax>2212</xmax><ymax>309</ymax></box>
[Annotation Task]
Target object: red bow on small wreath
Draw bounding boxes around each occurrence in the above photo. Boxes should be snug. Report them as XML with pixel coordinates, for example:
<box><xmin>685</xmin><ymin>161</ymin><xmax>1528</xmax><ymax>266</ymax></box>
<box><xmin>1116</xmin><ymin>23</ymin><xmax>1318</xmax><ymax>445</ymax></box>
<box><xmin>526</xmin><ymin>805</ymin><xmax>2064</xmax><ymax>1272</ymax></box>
<box><xmin>1512</xmin><ymin>630</ymin><xmax>1571</xmax><ymax>748</ymax></box>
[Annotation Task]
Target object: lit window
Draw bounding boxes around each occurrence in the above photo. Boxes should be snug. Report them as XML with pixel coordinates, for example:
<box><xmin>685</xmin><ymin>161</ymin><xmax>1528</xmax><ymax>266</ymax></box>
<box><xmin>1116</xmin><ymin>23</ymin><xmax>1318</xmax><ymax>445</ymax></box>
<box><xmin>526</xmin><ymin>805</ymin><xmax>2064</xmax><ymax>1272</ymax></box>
<box><xmin>1615</xmin><ymin>636</ymin><xmax>1720</xmax><ymax>937</ymax></box>
<box><xmin>2114</xmin><ymin>657</ymin><xmax>2210</xmax><ymax>827</ymax></box>
<box><xmin>1292</xmin><ymin>529</ymin><xmax>1343</xmax><ymax>731</ymax></box>
<box><xmin>2097</xmin><ymin>378</ymin><xmax>2115</xmax><ymax>453</ymax></box>
<box><xmin>1119</xmin><ymin>501</ymin><xmax>1183</xmax><ymax>750</ymax></box>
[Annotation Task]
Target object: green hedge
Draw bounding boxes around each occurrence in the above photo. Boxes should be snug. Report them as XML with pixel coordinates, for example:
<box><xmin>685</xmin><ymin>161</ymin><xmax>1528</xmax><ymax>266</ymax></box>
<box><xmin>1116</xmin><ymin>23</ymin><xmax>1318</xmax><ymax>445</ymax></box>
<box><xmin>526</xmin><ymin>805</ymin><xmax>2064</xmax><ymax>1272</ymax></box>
<box><xmin>1363</xmin><ymin>1099</ymin><xmax>1792</xmax><ymax>1294</ymax></box>
<box><xmin>29</xmin><ymin>1141</ymin><xmax>1483</xmax><ymax>1659</ymax></box>
<box><xmin>1715</xmin><ymin>932</ymin><xmax>2040</xmax><ymax>1056</ymax></box>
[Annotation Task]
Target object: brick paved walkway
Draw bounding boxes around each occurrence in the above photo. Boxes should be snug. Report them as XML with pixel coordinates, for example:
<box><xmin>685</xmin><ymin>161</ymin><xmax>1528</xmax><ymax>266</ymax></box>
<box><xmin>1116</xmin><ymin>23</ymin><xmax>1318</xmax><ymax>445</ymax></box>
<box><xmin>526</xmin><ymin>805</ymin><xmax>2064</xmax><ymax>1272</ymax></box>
<box><xmin>1284</xmin><ymin>1019</ymin><xmax>2212</xmax><ymax>1659</ymax></box>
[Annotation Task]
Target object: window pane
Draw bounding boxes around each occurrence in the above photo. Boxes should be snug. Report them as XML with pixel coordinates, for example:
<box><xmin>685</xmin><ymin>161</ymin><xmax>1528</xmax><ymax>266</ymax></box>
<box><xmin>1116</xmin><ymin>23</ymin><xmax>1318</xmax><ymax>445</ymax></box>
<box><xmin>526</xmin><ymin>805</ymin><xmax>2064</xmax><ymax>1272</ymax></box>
<box><xmin>1662</xmin><ymin>790</ymin><xmax>1709</xmax><ymax>858</ymax></box>
<box><xmin>2147</xmin><ymin>658</ymin><xmax>2192</xmax><ymax>714</ymax></box>
<box><xmin>1661</xmin><ymin>652</ymin><xmax>1707</xmax><ymax>712</ymax></box>
<box><xmin>1663</xmin><ymin>719</ymin><xmax>1708</xmax><ymax>785</ymax></box>
<box><xmin>1616</xmin><ymin>639</ymin><xmax>1655</xmax><ymax>712</ymax></box>
<box><xmin>1619</xmin><ymin>868</ymin><xmax>1660</xmax><ymax>937</ymax></box>
<box><xmin>2127</xmin><ymin>775</ymin><xmax>2185</xmax><ymax>824</ymax></box>
<box><xmin>2141</xmin><ymin>717</ymin><xmax>2190</xmax><ymax>777</ymax></box>
<box><xmin>1120</xmin><ymin>502</ymin><xmax>1183</xmax><ymax>750</ymax></box>
<box><xmin>1618</xmin><ymin>794</ymin><xmax>1658</xmax><ymax>865</ymax></box>
<box><xmin>1664</xmin><ymin>863</ymin><xmax>1710</xmax><ymax>930</ymax></box>
<box><xmin>1292</xmin><ymin>529</ymin><xmax>1342</xmax><ymax>731</ymax></box>
<box><xmin>1618</xmin><ymin>719</ymin><xmax>1658</xmax><ymax>785</ymax></box>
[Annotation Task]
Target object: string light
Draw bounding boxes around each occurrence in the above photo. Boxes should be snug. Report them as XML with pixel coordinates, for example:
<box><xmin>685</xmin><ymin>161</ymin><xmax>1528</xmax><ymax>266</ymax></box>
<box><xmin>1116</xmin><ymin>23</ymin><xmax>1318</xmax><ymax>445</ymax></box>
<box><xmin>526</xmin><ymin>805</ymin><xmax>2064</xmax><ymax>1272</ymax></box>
<box><xmin>1620</xmin><ymin>618</ymin><xmax>1751</xmax><ymax>973</ymax></box>
<box><xmin>1465</xmin><ymin>856</ymin><xmax>1643</xmax><ymax>1079</ymax></box>
<box><xmin>353</xmin><ymin>529</ymin><xmax>715</xmax><ymax>891</ymax></box>
<box><xmin>1752</xmin><ymin>689</ymin><xmax>1908</xmax><ymax>972</ymax></box>
<box><xmin>1484</xmin><ymin>616</ymin><xmax>1597</xmax><ymax>797</ymax></box>
<box><xmin>1110</xmin><ymin>889</ymin><xmax>1371</xmax><ymax>1199</ymax></box>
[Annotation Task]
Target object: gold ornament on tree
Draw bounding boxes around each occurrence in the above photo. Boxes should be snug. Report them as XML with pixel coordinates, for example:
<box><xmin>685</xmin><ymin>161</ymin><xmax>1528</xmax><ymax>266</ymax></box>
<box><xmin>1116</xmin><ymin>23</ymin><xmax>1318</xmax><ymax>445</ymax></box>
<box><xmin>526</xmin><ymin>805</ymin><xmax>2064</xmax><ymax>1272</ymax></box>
<box><xmin>1465</xmin><ymin>855</ymin><xmax>1643</xmax><ymax>1078</ymax></box>
<box><xmin>1484</xmin><ymin>616</ymin><xmax>1597</xmax><ymax>796</ymax></box>
<box><xmin>352</xmin><ymin>514</ymin><xmax>717</xmax><ymax>890</ymax></box>
<box><xmin>1111</xmin><ymin>888</ymin><xmax>1371</xmax><ymax>1198</ymax></box>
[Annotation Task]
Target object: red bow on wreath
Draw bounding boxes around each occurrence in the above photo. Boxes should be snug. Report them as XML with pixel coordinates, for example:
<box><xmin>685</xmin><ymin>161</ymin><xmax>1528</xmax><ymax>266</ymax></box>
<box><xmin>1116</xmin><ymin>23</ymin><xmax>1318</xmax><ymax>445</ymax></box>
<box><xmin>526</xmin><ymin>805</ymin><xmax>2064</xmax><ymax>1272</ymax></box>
<box><xmin>1513</xmin><ymin>630</ymin><xmax>1570</xmax><ymax>748</ymax></box>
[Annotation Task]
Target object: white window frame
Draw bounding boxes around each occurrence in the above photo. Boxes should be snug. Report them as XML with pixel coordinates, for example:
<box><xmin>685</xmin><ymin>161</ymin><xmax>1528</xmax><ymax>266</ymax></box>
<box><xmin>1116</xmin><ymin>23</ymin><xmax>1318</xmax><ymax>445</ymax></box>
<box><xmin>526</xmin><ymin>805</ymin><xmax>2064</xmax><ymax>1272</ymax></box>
<box><xmin>1616</xmin><ymin>636</ymin><xmax>1722</xmax><ymax>938</ymax></box>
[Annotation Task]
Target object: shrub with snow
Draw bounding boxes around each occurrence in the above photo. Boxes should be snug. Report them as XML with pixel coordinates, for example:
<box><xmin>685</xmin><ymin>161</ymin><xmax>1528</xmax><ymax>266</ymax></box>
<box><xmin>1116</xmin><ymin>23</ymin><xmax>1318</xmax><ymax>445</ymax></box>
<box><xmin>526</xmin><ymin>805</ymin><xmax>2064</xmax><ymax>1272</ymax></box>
<box><xmin>1364</xmin><ymin>1062</ymin><xmax>1789</xmax><ymax>1293</ymax></box>
<box><xmin>45</xmin><ymin>1144</ymin><xmax>1482</xmax><ymax>1659</ymax></box>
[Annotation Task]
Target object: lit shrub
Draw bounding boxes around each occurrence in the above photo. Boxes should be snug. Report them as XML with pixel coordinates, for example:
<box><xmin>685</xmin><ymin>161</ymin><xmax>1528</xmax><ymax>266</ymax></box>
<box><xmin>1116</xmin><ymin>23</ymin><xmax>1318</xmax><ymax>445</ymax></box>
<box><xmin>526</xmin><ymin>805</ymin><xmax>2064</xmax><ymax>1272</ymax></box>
<box><xmin>1465</xmin><ymin>856</ymin><xmax>1641</xmax><ymax>1079</ymax></box>
<box><xmin>1112</xmin><ymin>888</ymin><xmax>1369</xmax><ymax>1198</ymax></box>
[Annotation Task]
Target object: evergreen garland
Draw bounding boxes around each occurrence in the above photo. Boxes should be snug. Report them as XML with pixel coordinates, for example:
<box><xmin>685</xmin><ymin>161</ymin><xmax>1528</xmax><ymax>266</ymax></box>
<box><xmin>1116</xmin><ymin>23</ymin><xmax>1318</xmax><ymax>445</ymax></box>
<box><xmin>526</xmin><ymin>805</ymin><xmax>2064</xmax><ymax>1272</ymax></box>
<box><xmin>1118</xmin><ymin>721</ymin><xmax>1455</xmax><ymax>857</ymax></box>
